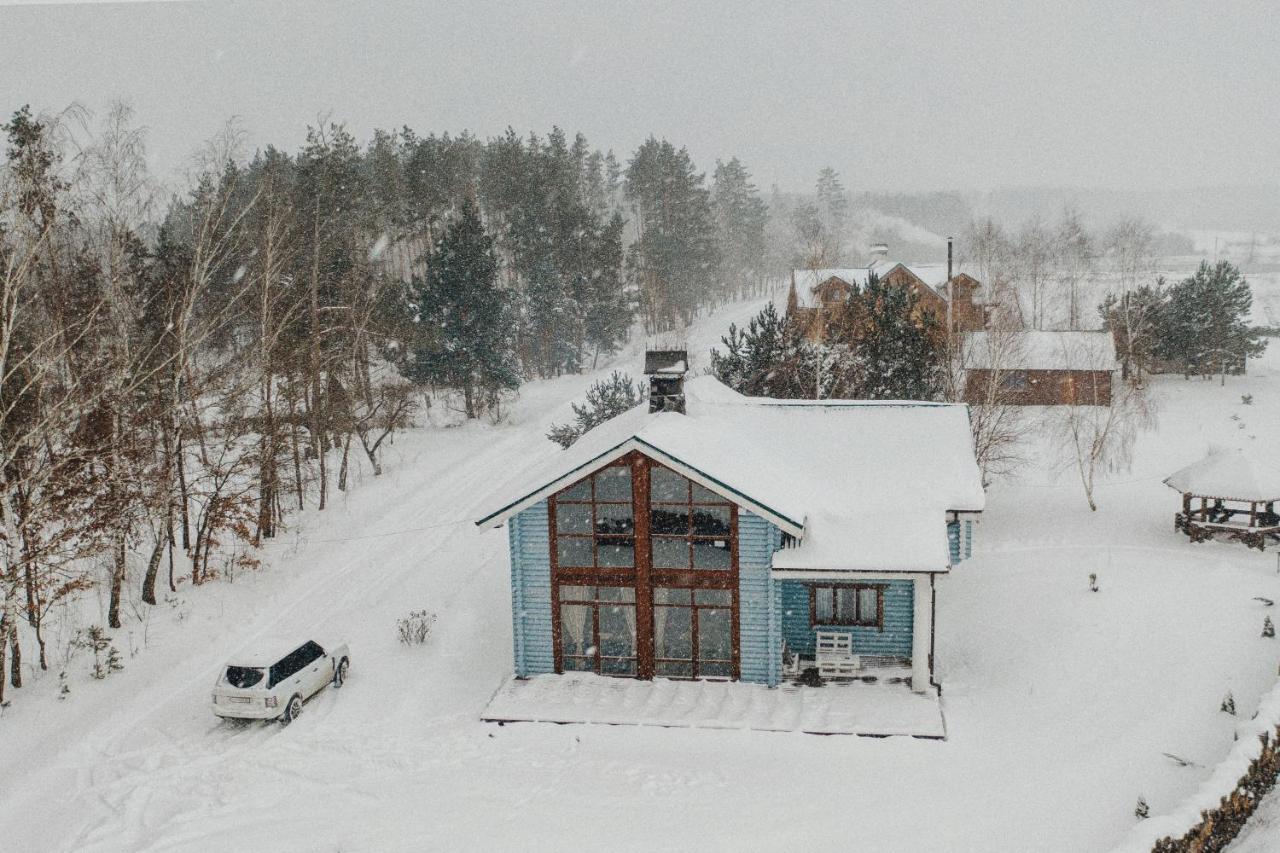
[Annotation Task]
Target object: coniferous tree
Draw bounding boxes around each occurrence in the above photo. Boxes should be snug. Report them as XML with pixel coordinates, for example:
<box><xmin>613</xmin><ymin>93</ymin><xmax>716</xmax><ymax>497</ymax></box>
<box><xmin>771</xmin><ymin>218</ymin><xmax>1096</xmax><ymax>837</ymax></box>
<box><xmin>402</xmin><ymin>199</ymin><xmax>519</xmax><ymax>418</ymax></box>
<box><xmin>1156</xmin><ymin>261</ymin><xmax>1266</xmax><ymax>382</ymax></box>
<box><xmin>711</xmin><ymin>158</ymin><xmax>768</xmax><ymax>300</ymax></box>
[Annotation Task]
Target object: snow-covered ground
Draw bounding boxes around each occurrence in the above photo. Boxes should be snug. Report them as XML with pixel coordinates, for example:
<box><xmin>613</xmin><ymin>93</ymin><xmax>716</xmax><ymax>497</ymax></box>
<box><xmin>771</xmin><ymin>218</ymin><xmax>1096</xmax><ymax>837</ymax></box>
<box><xmin>3</xmin><ymin>287</ymin><xmax>1280</xmax><ymax>853</ymax></box>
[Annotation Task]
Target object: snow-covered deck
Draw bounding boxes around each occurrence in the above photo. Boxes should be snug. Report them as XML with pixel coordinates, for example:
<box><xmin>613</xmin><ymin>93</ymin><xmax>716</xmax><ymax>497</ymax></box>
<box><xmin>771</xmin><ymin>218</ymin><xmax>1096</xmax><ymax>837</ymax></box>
<box><xmin>481</xmin><ymin>673</ymin><xmax>946</xmax><ymax>738</ymax></box>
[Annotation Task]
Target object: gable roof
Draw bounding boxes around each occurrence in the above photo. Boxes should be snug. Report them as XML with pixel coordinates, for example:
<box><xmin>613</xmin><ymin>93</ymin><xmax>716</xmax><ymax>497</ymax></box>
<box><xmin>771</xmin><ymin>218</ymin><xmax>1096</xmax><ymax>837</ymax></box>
<box><xmin>963</xmin><ymin>330</ymin><xmax>1118</xmax><ymax>371</ymax></box>
<box><xmin>790</xmin><ymin>260</ymin><xmax>964</xmax><ymax>310</ymax></box>
<box><xmin>1164</xmin><ymin>448</ymin><xmax>1280</xmax><ymax>502</ymax></box>
<box><xmin>474</xmin><ymin>377</ymin><xmax>986</xmax><ymax>552</ymax></box>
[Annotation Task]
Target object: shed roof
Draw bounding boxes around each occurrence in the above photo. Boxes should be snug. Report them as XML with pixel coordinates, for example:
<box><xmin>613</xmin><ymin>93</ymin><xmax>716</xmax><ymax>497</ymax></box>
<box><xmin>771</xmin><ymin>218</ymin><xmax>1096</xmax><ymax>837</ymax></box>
<box><xmin>1163</xmin><ymin>448</ymin><xmax>1280</xmax><ymax>502</ymax></box>
<box><xmin>475</xmin><ymin>377</ymin><xmax>985</xmax><ymax>571</ymax></box>
<box><xmin>963</xmin><ymin>330</ymin><xmax>1118</xmax><ymax>371</ymax></box>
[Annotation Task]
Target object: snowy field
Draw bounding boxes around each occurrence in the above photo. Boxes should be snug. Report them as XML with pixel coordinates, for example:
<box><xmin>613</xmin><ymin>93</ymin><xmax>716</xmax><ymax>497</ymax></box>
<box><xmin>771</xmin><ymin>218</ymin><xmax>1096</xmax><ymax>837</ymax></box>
<box><xmin>3</xmin><ymin>288</ymin><xmax>1280</xmax><ymax>852</ymax></box>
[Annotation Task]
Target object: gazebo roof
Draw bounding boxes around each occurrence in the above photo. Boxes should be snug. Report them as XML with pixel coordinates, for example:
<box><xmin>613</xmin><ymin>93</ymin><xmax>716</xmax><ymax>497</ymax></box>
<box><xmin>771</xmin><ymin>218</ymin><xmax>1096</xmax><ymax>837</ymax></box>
<box><xmin>1163</xmin><ymin>448</ymin><xmax>1280</xmax><ymax>502</ymax></box>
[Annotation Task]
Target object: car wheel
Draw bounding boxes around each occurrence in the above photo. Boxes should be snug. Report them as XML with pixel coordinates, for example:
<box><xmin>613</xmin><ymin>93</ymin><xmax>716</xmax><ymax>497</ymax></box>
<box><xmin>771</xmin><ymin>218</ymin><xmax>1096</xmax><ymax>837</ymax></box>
<box><xmin>281</xmin><ymin>694</ymin><xmax>302</xmax><ymax>725</ymax></box>
<box><xmin>333</xmin><ymin>658</ymin><xmax>349</xmax><ymax>689</ymax></box>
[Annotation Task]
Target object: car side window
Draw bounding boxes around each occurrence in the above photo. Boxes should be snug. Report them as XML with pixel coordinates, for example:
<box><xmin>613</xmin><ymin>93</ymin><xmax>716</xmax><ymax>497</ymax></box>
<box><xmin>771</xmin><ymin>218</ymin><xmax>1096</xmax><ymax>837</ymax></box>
<box><xmin>300</xmin><ymin>641</ymin><xmax>324</xmax><ymax>664</ymax></box>
<box><xmin>268</xmin><ymin>647</ymin><xmax>306</xmax><ymax>687</ymax></box>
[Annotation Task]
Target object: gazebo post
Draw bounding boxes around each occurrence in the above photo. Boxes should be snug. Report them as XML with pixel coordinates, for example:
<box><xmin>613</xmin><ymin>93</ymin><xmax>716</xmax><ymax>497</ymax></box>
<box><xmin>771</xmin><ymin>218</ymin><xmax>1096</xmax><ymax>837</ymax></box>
<box><xmin>1250</xmin><ymin>502</ymin><xmax>1258</xmax><ymax>529</ymax></box>
<box><xmin>1201</xmin><ymin>496</ymin><xmax>1208</xmax><ymax>520</ymax></box>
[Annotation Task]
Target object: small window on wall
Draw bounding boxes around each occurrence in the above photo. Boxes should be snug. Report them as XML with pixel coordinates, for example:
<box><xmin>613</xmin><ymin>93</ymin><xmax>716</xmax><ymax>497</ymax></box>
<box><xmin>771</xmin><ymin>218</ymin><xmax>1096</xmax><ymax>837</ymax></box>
<box><xmin>650</xmin><ymin>465</ymin><xmax>734</xmax><ymax>571</ymax></box>
<box><xmin>998</xmin><ymin>371</ymin><xmax>1030</xmax><ymax>392</ymax></box>
<box><xmin>553</xmin><ymin>465</ymin><xmax>635</xmax><ymax>569</ymax></box>
<box><xmin>810</xmin><ymin>584</ymin><xmax>882</xmax><ymax>629</ymax></box>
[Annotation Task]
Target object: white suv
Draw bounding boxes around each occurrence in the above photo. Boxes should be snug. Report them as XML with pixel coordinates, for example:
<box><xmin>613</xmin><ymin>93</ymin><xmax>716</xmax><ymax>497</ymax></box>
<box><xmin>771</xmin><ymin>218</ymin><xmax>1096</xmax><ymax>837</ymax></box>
<box><xmin>212</xmin><ymin>639</ymin><xmax>350</xmax><ymax>724</ymax></box>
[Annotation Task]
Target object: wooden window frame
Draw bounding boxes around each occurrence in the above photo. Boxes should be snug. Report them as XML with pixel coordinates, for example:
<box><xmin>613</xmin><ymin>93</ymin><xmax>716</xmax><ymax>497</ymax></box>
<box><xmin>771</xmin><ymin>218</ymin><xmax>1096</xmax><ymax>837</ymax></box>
<box><xmin>548</xmin><ymin>452</ymin><xmax>739</xmax><ymax>680</ymax></box>
<box><xmin>652</xmin><ymin>587</ymin><xmax>737</xmax><ymax>680</ymax></box>
<box><xmin>808</xmin><ymin>583</ymin><xmax>885</xmax><ymax>631</ymax></box>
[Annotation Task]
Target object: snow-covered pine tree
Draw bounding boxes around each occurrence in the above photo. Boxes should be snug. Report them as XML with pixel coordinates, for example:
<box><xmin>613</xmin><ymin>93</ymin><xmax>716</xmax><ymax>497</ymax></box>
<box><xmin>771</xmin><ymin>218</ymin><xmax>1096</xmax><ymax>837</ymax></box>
<box><xmin>403</xmin><ymin>199</ymin><xmax>519</xmax><ymax>419</ymax></box>
<box><xmin>548</xmin><ymin>371</ymin><xmax>644</xmax><ymax>448</ymax></box>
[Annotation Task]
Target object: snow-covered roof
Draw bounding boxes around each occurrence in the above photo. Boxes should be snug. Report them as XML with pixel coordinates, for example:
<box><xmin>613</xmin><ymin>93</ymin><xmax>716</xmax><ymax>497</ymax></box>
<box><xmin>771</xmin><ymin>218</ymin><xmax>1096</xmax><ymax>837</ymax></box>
<box><xmin>1163</xmin><ymin>448</ymin><xmax>1280</xmax><ymax>501</ymax></box>
<box><xmin>790</xmin><ymin>261</ymin><xmax>954</xmax><ymax>309</ymax></box>
<box><xmin>475</xmin><ymin>376</ymin><xmax>984</xmax><ymax>571</ymax></box>
<box><xmin>771</xmin><ymin>510</ymin><xmax>952</xmax><ymax>573</ymax></box>
<box><xmin>963</xmin><ymin>330</ymin><xmax>1118</xmax><ymax>371</ymax></box>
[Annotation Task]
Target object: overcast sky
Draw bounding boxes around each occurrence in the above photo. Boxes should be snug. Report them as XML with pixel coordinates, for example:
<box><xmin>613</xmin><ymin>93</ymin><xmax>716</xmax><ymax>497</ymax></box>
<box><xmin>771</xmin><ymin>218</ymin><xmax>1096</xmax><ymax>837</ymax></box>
<box><xmin>2</xmin><ymin>0</ymin><xmax>1278</xmax><ymax>194</ymax></box>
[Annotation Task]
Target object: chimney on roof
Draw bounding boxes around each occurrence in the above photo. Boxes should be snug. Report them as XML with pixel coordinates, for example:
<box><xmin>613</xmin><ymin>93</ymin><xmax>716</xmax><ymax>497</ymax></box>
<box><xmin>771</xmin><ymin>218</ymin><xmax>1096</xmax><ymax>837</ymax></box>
<box><xmin>644</xmin><ymin>349</ymin><xmax>688</xmax><ymax>414</ymax></box>
<box><xmin>869</xmin><ymin>242</ymin><xmax>890</xmax><ymax>261</ymax></box>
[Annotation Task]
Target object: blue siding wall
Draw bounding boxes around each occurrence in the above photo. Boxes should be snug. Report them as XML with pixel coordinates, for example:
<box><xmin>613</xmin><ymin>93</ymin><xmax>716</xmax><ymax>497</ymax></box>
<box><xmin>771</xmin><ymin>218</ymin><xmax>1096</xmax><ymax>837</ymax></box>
<box><xmin>737</xmin><ymin>512</ymin><xmax>782</xmax><ymax>686</ymax></box>
<box><xmin>947</xmin><ymin>519</ymin><xmax>975</xmax><ymax>563</ymax></box>
<box><xmin>777</xmin><ymin>579</ymin><xmax>914</xmax><ymax>660</ymax></box>
<box><xmin>947</xmin><ymin>522</ymin><xmax>960</xmax><ymax>564</ymax></box>
<box><xmin>509</xmin><ymin>502</ymin><xmax>554</xmax><ymax>677</ymax></box>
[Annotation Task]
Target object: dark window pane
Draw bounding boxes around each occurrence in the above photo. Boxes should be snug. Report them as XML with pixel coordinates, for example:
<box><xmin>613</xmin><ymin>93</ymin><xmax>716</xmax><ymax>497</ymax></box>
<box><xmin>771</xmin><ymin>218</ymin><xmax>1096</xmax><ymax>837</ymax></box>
<box><xmin>598</xmin><ymin>605</ymin><xmax>636</xmax><ymax>658</ymax></box>
<box><xmin>597</xmin><ymin>539</ymin><xmax>635</xmax><ymax>568</ymax></box>
<box><xmin>597</xmin><ymin>586</ymin><xmax>635</xmax><ymax>603</ymax></box>
<box><xmin>836</xmin><ymin>588</ymin><xmax>858</xmax><ymax>623</ymax></box>
<box><xmin>652</xmin><ymin>538</ymin><xmax>690</xmax><ymax>569</ymax></box>
<box><xmin>692</xmin><ymin>506</ymin><xmax>731</xmax><ymax>536</ymax></box>
<box><xmin>651</xmin><ymin>507</ymin><xmax>690</xmax><ymax>535</ymax></box>
<box><xmin>563</xmin><ymin>656</ymin><xmax>594</xmax><ymax>672</ymax></box>
<box><xmin>692</xmin><ymin>539</ymin><xmax>732</xmax><ymax>569</ymax></box>
<box><xmin>595</xmin><ymin>504</ymin><xmax>634</xmax><ymax>535</ymax></box>
<box><xmin>699</xmin><ymin>661</ymin><xmax>734</xmax><ymax>678</ymax></box>
<box><xmin>555</xmin><ymin>503</ymin><xmax>592</xmax><ymax>534</ymax></box>
<box><xmin>656</xmin><ymin>661</ymin><xmax>694</xmax><ymax>678</ymax></box>
<box><xmin>560</xmin><ymin>604</ymin><xmax>594</xmax><ymax>657</ymax></box>
<box><xmin>650</xmin><ymin>467</ymin><xmax>688</xmax><ymax>503</ymax></box>
<box><xmin>559</xmin><ymin>585</ymin><xmax>595</xmax><ymax>601</ymax></box>
<box><xmin>559</xmin><ymin>480</ymin><xmax>591</xmax><ymax>502</ymax></box>
<box><xmin>557</xmin><ymin>537</ymin><xmax>593</xmax><ymax>568</ymax></box>
<box><xmin>815</xmin><ymin>587</ymin><xmax>834</xmax><ymax>623</ymax></box>
<box><xmin>654</xmin><ymin>587</ymin><xmax>691</xmax><ymax>605</ymax></box>
<box><xmin>691</xmin><ymin>483</ymin><xmax>723</xmax><ymax>504</ymax></box>
<box><xmin>601</xmin><ymin>657</ymin><xmax>637</xmax><ymax>676</ymax></box>
<box><xmin>698</xmin><ymin>608</ymin><xmax>733</xmax><ymax>662</ymax></box>
<box><xmin>694</xmin><ymin>588</ymin><xmax>732</xmax><ymax>606</ymax></box>
<box><xmin>654</xmin><ymin>605</ymin><xmax>692</xmax><ymax>659</ymax></box>
<box><xmin>595</xmin><ymin>466</ymin><xmax>632</xmax><ymax>502</ymax></box>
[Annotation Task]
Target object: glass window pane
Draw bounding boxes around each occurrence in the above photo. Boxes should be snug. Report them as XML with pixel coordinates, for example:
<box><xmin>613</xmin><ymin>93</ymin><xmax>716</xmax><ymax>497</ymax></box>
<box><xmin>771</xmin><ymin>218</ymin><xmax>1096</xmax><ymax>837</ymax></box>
<box><xmin>691</xmin><ymin>483</ymin><xmax>723</xmax><ymax>504</ymax></box>
<box><xmin>560</xmin><ymin>604</ymin><xmax>594</xmax><ymax>657</ymax></box>
<box><xmin>563</xmin><ymin>656</ymin><xmax>594</xmax><ymax>672</ymax></box>
<box><xmin>650</xmin><ymin>467</ymin><xmax>688</xmax><ymax>503</ymax></box>
<box><xmin>596</xmin><ymin>538</ymin><xmax>635</xmax><ymax>568</ymax></box>
<box><xmin>557</xmin><ymin>537</ymin><xmax>593</xmax><ymax>568</ymax></box>
<box><xmin>652</xmin><ymin>538</ymin><xmax>690</xmax><ymax>569</ymax></box>
<box><xmin>815</xmin><ymin>588</ymin><xmax>833</xmax><ymax>623</ymax></box>
<box><xmin>694</xmin><ymin>588</ymin><xmax>732</xmax><ymax>606</ymax></box>
<box><xmin>559</xmin><ymin>585</ymin><xmax>595</xmax><ymax>601</ymax></box>
<box><xmin>654</xmin><ymin>605</ymin><xmax>692</xmax><ymax>659</ymax></box>
<box><xmin>699</xmin><ymin>661</ymin><xmax>734</xmax><ymax>678</ymax></box>
<box><xmin>595</xmin><ymin>466</ymin><xmax>632</xmax><ymax>502</ymax></box>
<box><xmin>858</xmin><ymin>587</ymin><xmax>878</xmax><ymax>623</ymax></box>
<box><xmin>692</xmin><ymin>506</ymin><xmax>731</xmax><ymax>536</ymax></box>
<box><xmin>595</xmin><ymin>504</ymin><xmax>634</xmax><ymax>535</ymax></box>
<box><xmin>555</xmin><ymin>502</ymin><xmax>592</xmax><ymax>534</ymax></box>
<box><xmin>598</xmin><ymin>604</ymin><xmax>636</xmax><ymax>658</ymax></box>
<box><xmin>559</xmin><ymin>480</ymin><xmax>591</xmax><ymax>501</ymax></box>
<box><xmin>836</xmin><ymin>588</ymin><xmax>858</xmax><ymax>623</ymax></box>
<box><xmin>654</xmin><ymin>587</ymin><xmax>691</xmax><ymax>605</ymax></box>
<box><xmin>601</xmin><ymin>658</ymin><xmax>637</xmax><ymax>676</ymax></box>
<box><xmin>597</xmin><ymin>586</ymin><xmax>635</xmax><ymax>603</ymax></box>
<box><xmin>692</xmin><ymin>539</ymin><xmax>732</xmax><ymax>569</ymax></box>
<box><xmin>651</xmin><ymin>506</ymin><xmax>690</xmax><ymax>535</ymax></box>
<box><xmin>656</xmin><ymin>661</ymin><xmax>694</xmax><ymax>678</ymax></box>
<box><xmin>697</xmin><ymin>608</ymin><xmax>733</xmax><ymax>662</ymax></box>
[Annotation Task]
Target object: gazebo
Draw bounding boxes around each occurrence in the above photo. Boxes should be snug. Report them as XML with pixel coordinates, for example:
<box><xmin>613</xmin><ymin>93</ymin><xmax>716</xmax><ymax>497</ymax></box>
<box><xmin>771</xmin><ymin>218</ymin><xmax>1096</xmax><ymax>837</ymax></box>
<box><xmin>1165</xmin><ymin>448</ymin><xmax>1280</xmax><ymax>550</ymax></box>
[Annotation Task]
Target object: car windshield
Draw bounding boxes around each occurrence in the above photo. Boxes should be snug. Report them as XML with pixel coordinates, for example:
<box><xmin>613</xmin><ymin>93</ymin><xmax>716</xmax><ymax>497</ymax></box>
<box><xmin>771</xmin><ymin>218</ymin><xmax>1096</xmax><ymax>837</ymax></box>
<box><xmin>225</xmin><ymin>666</ymin><xmax>265</xmax><ymax>689</ymax></box>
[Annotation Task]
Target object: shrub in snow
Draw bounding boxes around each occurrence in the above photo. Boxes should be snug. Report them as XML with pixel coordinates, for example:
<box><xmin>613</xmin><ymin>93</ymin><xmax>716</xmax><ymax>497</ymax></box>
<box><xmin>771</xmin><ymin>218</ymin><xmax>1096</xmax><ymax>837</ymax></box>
<box><xmin>74</xmin><ymin>626</ymin><xmax>122</xmax><ymax>680</ymax></box>
<box><xmin>1089</xmin><ymin>572</ymin><xmax>1099</xmax><ymax>593</ymax></box>
<box><xmin>1242</xmin><ymin>394</ymin><xmax>1253</xmax><ymax>405</ymax></box>
<box><xmin>1135</xmin><ymin>796</ymin><xmax>1149</xmax><ymax>819</ymax></box>
<box><xmin>58</xmin><ymin>671</ymin><xmax>70</xmax><ymax>700</ymax></box>
<box><xmin>397</xmin><ymin>610</ymin><xmax>437</xmax><ymax>646</ymax></box>
<box><xmin>1222</xmin><ymin>692</ymin><xmax>1237</xmax><ymax>716</ymax></box>
<box><xmin>1265</xmin><ymin>616</ymin><xmax>1275</xmax><ymax>638</ymax></box>
<box><xmin>548</xmin><ymin>372</ymin><xmax>644</xmax><ymax>449</ymax></box>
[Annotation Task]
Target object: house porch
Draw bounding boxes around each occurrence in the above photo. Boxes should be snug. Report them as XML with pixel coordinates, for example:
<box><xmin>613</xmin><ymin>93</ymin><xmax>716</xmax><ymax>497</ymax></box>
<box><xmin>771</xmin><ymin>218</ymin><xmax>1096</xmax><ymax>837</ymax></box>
<box><xmin>482</xmin><ymin>672</ymin><xmax>945</xmax><ymax>738</ymax></box>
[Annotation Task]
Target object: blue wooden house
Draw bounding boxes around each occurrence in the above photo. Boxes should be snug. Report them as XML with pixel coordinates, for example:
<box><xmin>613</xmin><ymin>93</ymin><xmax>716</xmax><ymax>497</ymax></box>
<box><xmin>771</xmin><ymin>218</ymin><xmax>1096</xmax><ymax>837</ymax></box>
<box><xmin>475</xmin><ymin>358</ymin><xmax>984</xmax><ymax>699</ymax></box>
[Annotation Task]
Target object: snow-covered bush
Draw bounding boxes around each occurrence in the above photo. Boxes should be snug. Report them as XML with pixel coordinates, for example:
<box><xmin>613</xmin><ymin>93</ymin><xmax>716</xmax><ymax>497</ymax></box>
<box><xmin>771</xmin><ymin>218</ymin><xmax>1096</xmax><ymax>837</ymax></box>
<box><xmin>548</xmin><ymin>372</ymin><xmax>644</xmax><ymax>448</ymax></box>
<box><xmin>1264</xmin><ymin>616</ymin><xmax>1274</xmax><ymax>638</ymax></box>
<box><xmin>397</xmin><ymin>610</ymin><xmax>437</xmax><ymax>646</ymax></box>
<box><xmin>1222</xmin><ymin>692</ymin><xmax>1237</xmax><ymax>716</ymax></box>
<box><xmin>1135</xmin><ymin>796</ymin><xmax>1149</xmax><ymax>819</ymax></box>
<box><xmin>1089</xmin><ymin>573</ymin><xmax>1099</xmax><ymax>593</ymax></box>
<box><xmin>73</xmin><ymin>626</ymin><xmax>124</xmax><ymax>680</ymax></box>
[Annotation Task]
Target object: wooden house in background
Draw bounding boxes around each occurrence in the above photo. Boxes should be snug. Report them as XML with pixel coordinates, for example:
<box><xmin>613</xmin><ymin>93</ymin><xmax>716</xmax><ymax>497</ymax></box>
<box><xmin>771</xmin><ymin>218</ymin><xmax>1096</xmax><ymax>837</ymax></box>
<box><xmin>962</xmin><ymin>330</ymin><xmax>1118</xmax><ymax>406</ymax></box>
